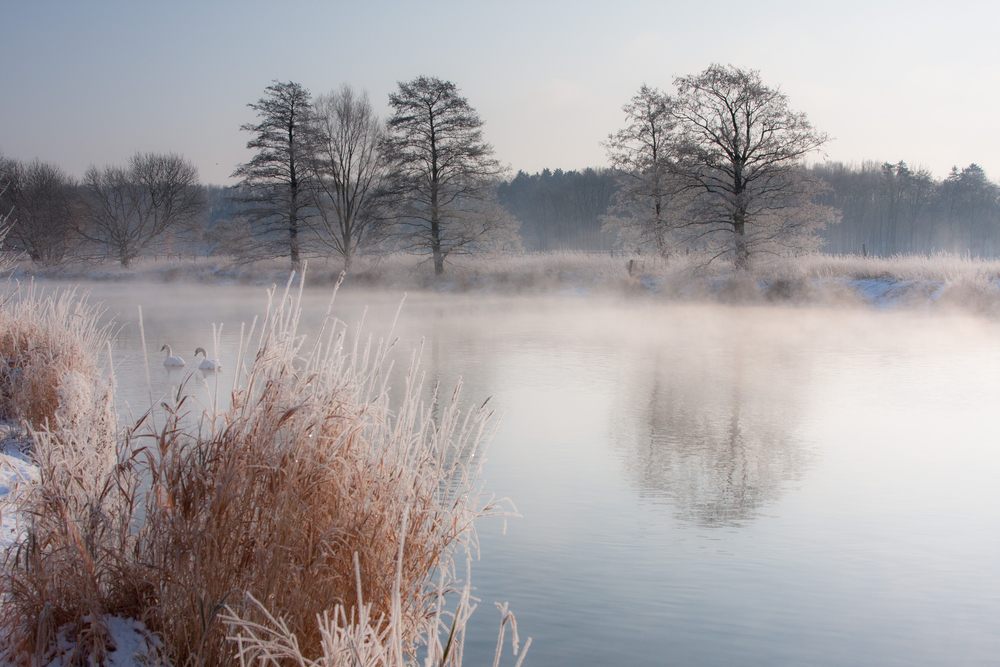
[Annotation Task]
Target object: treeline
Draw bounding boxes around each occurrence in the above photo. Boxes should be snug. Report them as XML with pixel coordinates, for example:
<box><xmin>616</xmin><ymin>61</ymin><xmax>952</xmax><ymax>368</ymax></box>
<box><xmin>8</xmin><ymin>157</ymin><xmax>1000</xmax><ymax>265</ymax></box>
<box><xmin>0</xmin><ymin>153</ymin><xmax>221</xmax><ymax>266</ymax></box>
<box><xmin>497</xmin><ymin>168</ymin><xmax>615</xmax><ymax>252</ymax></box>
<box><xmin>5</xmin><ymin>68</ymin><xmax>1000</xmax><ymax>270</ymax></box>
<box><xmin>230</xmin><ymin>78</ymin><xmax>517</xmax><ymax>275</ymax></box>
<box><xmin>811</xmin><ymin>161</ymin><xmax>1000</xmax><ymax>257</ymax></box>
<box><xmin>494</xmin><ymin>161</ymin><xmax>1000</xmax><ymax>259</ymax></box>
<box><xmin>0</xmin><ymin>77</ymin><xmax>519</xmax><ymax>274</ymax></box>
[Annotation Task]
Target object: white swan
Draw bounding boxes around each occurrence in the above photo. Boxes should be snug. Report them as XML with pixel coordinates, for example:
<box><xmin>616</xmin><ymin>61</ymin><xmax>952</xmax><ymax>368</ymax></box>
<box><xmin>194</xmin><ymin>347</ymin><xmax>221</xmax><ymax>371</ymax></box>
<box><xmin>161</xmin><ymin>344</ymin><xmax>185</xmax><ymax>367</ymax></box>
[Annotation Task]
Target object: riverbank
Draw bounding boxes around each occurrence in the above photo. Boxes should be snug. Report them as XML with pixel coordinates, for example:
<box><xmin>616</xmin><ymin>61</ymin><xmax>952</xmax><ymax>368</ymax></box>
<box><xmin>14</xmin><ymin>251</ymin><xmax>1000</xmax><ymax>316</ymax></box>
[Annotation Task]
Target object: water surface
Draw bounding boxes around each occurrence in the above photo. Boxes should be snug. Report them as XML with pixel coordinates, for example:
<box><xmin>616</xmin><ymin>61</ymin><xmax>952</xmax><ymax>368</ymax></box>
<box><xmin>45</xmin><ymin>280</ymin><xmax>1000</xmax><ymax>666</ymax></box>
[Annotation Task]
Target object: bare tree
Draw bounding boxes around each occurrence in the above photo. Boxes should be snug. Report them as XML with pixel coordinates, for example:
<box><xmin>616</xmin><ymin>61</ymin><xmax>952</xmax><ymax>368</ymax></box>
<box><xmin>80</xmin><ymin>152</ymin><xmax>205</xmax><ymax>267</ymax></box>
<box><xmin>0</xmin><ymin>158</ymin><xmax>79</xmax><ymax>264</ymax></box>
<box><xmin>232</xmin><ymin>81</ymin><xmax>313</xmax><ymax>269</ymax></box>
<box><xmin>668</xmin><ymin>64</ymin><xmax>836</xmax><ymax>268</ymax></box>
<box><xmin>307</xmin><ymin>85</ymin><xmax>389</xmax><ymax>271</ymax></box>
<box><xmin>385</xmin><ymin>76</ymin><xmax>514</xmax><ymax>275</ymax></box>
<box><xmin>603</xmin><ymin>84</ymin><xmax>679</xmax><ymax>255</ymax></box>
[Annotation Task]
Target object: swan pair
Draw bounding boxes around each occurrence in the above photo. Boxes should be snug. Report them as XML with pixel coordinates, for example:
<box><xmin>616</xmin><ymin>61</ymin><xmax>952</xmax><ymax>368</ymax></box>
<box><xmin>160</xmin><ymin>345</ymin><xmax>221</xmax><ymax>371</ymax></box>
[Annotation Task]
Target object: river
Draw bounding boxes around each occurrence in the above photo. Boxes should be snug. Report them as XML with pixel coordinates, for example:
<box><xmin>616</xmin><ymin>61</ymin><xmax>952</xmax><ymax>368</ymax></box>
<box><xmin>43</xmin><ymin>279</ymin><xmax>1000</xmax><ymax>666</ymax></box>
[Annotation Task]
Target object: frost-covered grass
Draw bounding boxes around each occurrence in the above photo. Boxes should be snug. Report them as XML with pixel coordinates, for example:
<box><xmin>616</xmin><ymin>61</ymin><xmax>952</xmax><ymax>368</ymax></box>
<box><xmin>13</xmin><ymin>252</ymin><xmax>703</xmax><ymax>294</ymax></box>
<box><xmin>0</xmin><ymin>286</ymin><xmax>120</xmax><ymax>665</ymax></box>
<box><xmin>0</xmin><ymin>424</ymin><xmax>37</xmax><ymax>550</ymax></box>
<box><xmin>0</xmin><ymin>283</ymin><xmax>115</xmax><ymax>429</ymax></box>
<box><xmin>779</xmin><ymin>252</ymin><xmax>1000</xmax><ymax>281</ymax></box>
<box><xmin>0</xmin><ymin>276</ymin><xmax>525</xmax><ymax>666</ymax></box>
<box><xmin>16</xmin><ymin>250</ymin><xmax>1000</xmax><ymax>314</ymax></box>
<box><xmin>745</xmin><ymin>253</ymin><xmax>1000</xmax><ymax>314</ymax></box>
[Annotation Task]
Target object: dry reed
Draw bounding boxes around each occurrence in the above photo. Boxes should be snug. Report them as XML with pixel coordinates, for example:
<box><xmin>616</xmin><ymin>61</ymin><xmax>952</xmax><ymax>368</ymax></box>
<box><xmin>1</xmin><ymin>274</ymin><xmax>516</xmax><ymax>666</ymax></box>
<box><xmin>0</xmin><ymin>284</ymin><xmax>121</xmax><ymax>666</ymax></box>
<box><xmin>0</xmin><ymin>283</ymin><xmax>115</xmax><ymax>430</ymax></box>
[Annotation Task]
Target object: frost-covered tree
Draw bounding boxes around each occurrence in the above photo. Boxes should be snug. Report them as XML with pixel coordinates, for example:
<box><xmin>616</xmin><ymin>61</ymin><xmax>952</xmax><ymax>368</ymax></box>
<box><xmin>603</xmin><ymin>84</ymin><xmax>678</xmax><ymax>255</ymax></box>
<box><xmin>233</xmin><ymin>81</ymin><xmax>313</xmax><ymax>269</ymax></box>
<box><xmin>307</xmin><ymin>85</ymin><xmax>389</xmax><ymax>271</ymax></box>
<box><xmin>81</xmin><ymin>152</ymin><xmax>204</xmax><ymax>267</ymax></box>
<box><xmin>385</xmin><ymin>76</ymin><xmax>515</xmax><ymax>275</ymax></box>
<box><xmin>0</xmin><ymin>158</ymin><xmax>79</xmax><ymax>264</ymax></box>
<box><xmin>668</xmin><ymin>64</ymin><xmax>836</xmax><ymax>268</ymax></box>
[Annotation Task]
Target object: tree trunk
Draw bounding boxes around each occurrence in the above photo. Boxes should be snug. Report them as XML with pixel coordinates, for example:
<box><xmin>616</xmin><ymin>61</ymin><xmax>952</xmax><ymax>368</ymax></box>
<box><xmin>430</xmin><ymin>178</ymin><xmax>444</xmax><ymax>276</ymax></box>
<box><xmin>732</xmin><ymin>162</ymin><xmax>750</xmax><ymax>270</ymax></box>
<box><xmin>432</xmin><ymin>232</ymin><xmax>444</xmax><ymax>276</ymax></box>
<box><xmin>733</xmin><ymin>210</ymin><xmax>749</xmax><ymax>271</ymax></box>
<box><xmin>289</xmin><ymin>187</ymin><xmax>301</xmax><ymax>270</ymax></box>
<box><xmin>289</xmin><ymin>220</ymin><xmax>300</xmax><ymax>269</ymax></box>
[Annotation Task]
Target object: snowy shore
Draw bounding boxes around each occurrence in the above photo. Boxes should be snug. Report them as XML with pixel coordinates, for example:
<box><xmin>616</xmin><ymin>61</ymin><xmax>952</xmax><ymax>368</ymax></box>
<box><xmin>13</xmin><ymin>252</ymin><xmax>1000</xmax><ymax>316</ymax></box>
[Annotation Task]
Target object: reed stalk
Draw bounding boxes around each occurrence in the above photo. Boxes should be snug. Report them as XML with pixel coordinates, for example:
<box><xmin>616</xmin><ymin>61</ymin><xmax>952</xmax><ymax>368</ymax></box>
<box><xmin>0</xmin><ymin>274</ymin><xmax>522</xmax><ymax>666</ymax></box>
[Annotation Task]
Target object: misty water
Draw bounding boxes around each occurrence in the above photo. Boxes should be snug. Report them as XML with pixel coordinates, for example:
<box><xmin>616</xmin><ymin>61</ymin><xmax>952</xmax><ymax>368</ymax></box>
<box><xmin>47</xmin><ymin>280</ymin><xmax>1000</xmax><ymax>666</ymax></box>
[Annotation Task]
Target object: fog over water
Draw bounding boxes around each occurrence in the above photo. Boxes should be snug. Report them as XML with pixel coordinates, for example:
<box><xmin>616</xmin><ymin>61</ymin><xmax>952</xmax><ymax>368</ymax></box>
<box><xmin>45</xmin><ymin>280</ymin><xmax>1000</xmax><ymax>666</ymax></box>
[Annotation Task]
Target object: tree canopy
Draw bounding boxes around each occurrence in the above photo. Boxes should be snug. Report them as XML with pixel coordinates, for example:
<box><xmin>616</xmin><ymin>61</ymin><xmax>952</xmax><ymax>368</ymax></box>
<box><xmin>669</xmin><ymin>64</ymin><xmax>835</xmax><ymax>266</ymax></box>
<box><xmin>606</xmin><ymin>65</ymin><xmax>836</xmax><ymax>266</ymax></box>
<box><xmin>385</xmin><ymin>76</ymin><xmax>514</xmax><ymax>275</ymax></box>
<box><xmin>307</xmin><ymin>85</ymin><xmax>389</xmax><ymax>270</ymax></box>
<box><xmin>232</xmin><ymin>80</ymin><xmax>313</xmax><ymax>269</ymax></box>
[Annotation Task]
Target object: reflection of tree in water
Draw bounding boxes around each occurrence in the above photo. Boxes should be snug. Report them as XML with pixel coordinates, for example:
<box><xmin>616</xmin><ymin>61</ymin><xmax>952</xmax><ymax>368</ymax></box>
<box><xmin>611</xmin><ymin>339</ymin><xmax>811</xmax><ymax>527</ymax></box>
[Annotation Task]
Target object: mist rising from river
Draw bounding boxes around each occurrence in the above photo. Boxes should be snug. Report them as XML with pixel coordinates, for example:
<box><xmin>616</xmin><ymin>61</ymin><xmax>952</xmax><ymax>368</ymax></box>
<box><xmin>39</xmin><ymin>279</ymin><xmax>1000</xmax><ymax>666</ymax></box>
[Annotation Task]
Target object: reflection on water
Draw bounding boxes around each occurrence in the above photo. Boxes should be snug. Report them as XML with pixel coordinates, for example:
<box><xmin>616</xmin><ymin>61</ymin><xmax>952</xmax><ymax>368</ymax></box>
<box><xmin>31</xmin><ymin>280</ymin><xmax>1000</xmax><ymax>666</ymax></box>
<box><xmin>611</xmin><ymin>340</ymin><xmax>810</xmax><ymax>526</ymax></box>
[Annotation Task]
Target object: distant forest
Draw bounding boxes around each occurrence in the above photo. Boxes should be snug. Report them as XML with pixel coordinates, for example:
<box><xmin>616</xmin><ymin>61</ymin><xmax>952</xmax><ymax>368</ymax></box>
<box><xmin>811</xmin><ymin>162</ymin><xmax>1000</xmax><ymax>257</ymax></box>
<box><xmin>498</xmin><ymin>161</ymin><xmax>1000</xmax><ymax>258</ymax></box>
<box><xmin>496</xmin><ymin>168</ymin><xmax>616</xmax><ymax>252</ymax></box>
<box><xmin>4</xmin><ymin>70</ymin><xmax>1000</xmax><ymax>267</ymax></box>
<box><xmin>4</xmin><ymin>158</ymin><xmax>999</xmax><ymax>263</ymax></box>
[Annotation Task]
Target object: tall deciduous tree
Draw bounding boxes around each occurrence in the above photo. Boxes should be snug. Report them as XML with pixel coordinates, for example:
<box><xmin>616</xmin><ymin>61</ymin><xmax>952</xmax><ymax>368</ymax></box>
<box><xmin>385</xmin><ymin>76</ymin><xmax>514</xmax><ymax>276</ymax></box>
<box><xmin>0</xmin><ymin>158</ymin><xmax>79</xmax><ymax>264</ymax></box>
<box><xmin>81</xmin><ymin>152</ymin><xmax>204</xmax><ymax>267</ymax></box>
<box><xmin>307</xmin><ymin>85</ymin><xmax>389</xmax><ymax>271</ymax></box>
<box><xmin>669</xmin><ymin>64</ymin><xmax>835</xmax><ymax>268</ymax></box>
<box><xmin>232</xmin><ymin>81</ymin><xmax>313</xmax><ymax>269</ymax></box>
<box><xmin>603</xmin><ymin>84</ymin><xmax>678</xmax><ymax>255</ymax></box>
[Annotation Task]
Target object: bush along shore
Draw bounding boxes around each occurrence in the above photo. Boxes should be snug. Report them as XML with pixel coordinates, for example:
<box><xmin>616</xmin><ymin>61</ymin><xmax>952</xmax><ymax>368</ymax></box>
<box><xmin>0</xmin><ymin>277</ymin><xmax>528</xmax><ymax>666</ymax></box>
<box><xmin>14</xmin><ymin>251</ymin><xmax>1000</xmax><ymax>316</ymax></box>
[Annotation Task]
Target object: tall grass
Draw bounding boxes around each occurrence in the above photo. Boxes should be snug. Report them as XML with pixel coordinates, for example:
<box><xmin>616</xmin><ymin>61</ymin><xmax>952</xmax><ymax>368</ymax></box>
<box><xmin>0</xmin><ymin>284</ymin><xmax>121</xmax><ymax>665</ymax></box>
<box><xmin>19</xmin><ymin>249</ymin><xmax>1000</xmax><ymax>295</ymax></box>
<box><xmin>0</xmin><ymin>283</ymin><xmax>115</xmax><ymax>429</ymax></box>
<box><xmin>1</xmin><ymin>276</ymin><xmax>520</xmax><ymax>666</ymax></box>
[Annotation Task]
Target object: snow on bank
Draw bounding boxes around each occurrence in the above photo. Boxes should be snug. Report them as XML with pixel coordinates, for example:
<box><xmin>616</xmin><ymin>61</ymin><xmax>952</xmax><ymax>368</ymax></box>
<box><xmin>17</xmin><ymin>253</ymin><xmax>1000</xmax><ymax>314</ymax></box>
<box><xmin>0</xmin><ymin>424</ymin><xmax>37</xmax><ymax>550</ymax></box>
<box><xmin>842</xmin><ymin>278</ymin><xmax>946</xmax><ymax>308</ymax></box>
<box><xmin>0</xmin><ymin>428</ymin><xmax>166</xmax><ymax>666</ymax></box>
<box><xmin>40</xmin><ymin>617</ymin><xmax>164</xmax><ymax>667</ymax></box>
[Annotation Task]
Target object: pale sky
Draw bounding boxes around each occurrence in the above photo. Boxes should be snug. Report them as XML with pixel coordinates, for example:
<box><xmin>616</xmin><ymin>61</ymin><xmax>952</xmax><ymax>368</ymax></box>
<box><xmin>2</xmin><ymin>0</ymin><xmax>998</xmax><ymax>185</ymax></box>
